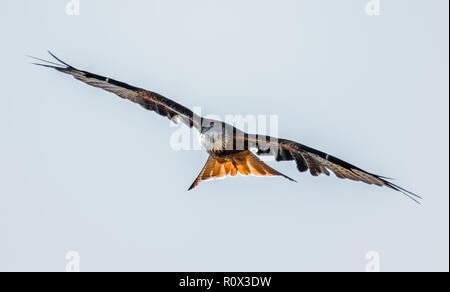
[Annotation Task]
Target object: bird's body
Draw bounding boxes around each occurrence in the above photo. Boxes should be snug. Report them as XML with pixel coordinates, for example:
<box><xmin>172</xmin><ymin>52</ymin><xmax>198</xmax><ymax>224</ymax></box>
<box><xmin>30</xmin><ymin>52</ymin><xmax>421</xmax><ymax>203</ymax></box>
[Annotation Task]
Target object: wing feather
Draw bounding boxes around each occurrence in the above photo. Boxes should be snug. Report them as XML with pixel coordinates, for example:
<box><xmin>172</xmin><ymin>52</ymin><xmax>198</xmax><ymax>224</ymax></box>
<box><xmin>239</xmin><ymin>134</ymin><xmax>421</xmax><ymax>203</ymax></box>
<box><xmin>30</xmin><ymin>52</ymin><xmax>200</xmax><ymax>129</ymax></box>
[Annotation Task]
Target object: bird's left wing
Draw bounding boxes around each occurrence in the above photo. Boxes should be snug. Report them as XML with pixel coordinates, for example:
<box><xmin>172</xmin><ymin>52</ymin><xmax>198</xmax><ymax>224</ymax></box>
<box><xmin>236</xmin><ymin>133</ymin><xmax>421</xmax><ymax>203</ymax></box>
<box><xmin>30</xmin><ymin>52</ymin><xmax>200</xmax><ymax>129</ymax></box>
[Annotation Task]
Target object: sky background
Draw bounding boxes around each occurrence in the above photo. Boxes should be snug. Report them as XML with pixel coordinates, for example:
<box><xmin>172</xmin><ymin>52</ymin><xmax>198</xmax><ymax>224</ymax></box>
<box><xmin>0</xmin><ymin>0</ymin><xmax>448</xmax><ymax>272</ymax></box>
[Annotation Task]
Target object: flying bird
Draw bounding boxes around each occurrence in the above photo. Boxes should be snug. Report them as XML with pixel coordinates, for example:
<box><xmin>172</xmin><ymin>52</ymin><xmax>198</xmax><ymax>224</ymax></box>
<box><xmin>29</xmin><ymin>52</ymin><xmax>421</xmax><ymax>203</ymax></box>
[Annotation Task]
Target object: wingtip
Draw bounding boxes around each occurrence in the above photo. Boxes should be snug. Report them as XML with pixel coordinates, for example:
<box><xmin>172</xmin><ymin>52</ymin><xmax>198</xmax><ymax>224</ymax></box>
<box><xmin>27</xmin><ymin>54</ymin><xmax>64</xmax><ymax>67</ymax></box>
<box><xmin>384</xmin><ymin>180</ymin><xmax>423</xmax><ymax>205</ymax></box>
<box><xmin>47</xmin><ymin>51</ymin><xmax>73</xmax><ymax>68</ymax></box>
<box><xmin>31</xmin><ymin>62</ymin><xmax>53</xmax><ymax>68</ymax></box>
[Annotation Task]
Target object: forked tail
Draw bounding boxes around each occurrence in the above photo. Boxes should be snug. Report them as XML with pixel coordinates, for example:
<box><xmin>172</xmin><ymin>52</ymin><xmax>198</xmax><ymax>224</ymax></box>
<box><xmin>188</xmin><ymin>150</ymin><xmax>295</xmax><ymax>190</ymax></box>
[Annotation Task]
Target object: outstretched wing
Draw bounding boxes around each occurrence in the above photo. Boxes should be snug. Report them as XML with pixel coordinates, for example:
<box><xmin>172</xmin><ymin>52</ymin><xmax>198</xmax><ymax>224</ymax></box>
<box><xmin>238</xmin><ymin>134</ymin><xmax>421</xmax><ymax>203</ymax></box>
<box><xmin>29</xmin><ymin>52</ymin><xmax>200</xmax><ymax>129</ymax></box>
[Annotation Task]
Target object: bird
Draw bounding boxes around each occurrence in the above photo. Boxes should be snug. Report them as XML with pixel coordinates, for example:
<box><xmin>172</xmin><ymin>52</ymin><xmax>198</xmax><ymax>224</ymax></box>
<box><xmin>29</xmin><ymin>52</ymin><xmax>421</xmax><ymax>203</ymax></box>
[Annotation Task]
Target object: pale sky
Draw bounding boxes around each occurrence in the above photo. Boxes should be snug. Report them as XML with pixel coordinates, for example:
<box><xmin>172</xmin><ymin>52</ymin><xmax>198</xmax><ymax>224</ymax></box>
<box><xmin>0</xmin><ymin>0</ymin><xmax>448</xmax><ymax>271</ymax></box>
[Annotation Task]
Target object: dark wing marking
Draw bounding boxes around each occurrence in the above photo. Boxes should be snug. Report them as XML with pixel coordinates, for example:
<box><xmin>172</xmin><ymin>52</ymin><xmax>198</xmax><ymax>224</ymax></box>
<box><xmin>238</xmin><ymin>134</ymin><xmax>421</xmax><ymax>204</ymax></box>
<box><xmin>29</xmin><ymin>52</ymin><xmax>200</xmax><ymax>129</ymax></box>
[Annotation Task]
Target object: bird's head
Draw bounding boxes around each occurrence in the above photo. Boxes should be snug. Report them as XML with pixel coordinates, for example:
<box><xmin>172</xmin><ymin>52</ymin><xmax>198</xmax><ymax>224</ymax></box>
<box><xmin>199</xmin><ymin>120</ymin><xmax>226</xmax><ymax>152</ymax></box>
<box><xmin>201</xmin><ymin>120</ymin><xmax>218</xmax><ymax>133</ymax></box>
<box><xmin>200</xmin><ymin>132</ymin><xmax>225</xmax><ymax>152</ymax></box>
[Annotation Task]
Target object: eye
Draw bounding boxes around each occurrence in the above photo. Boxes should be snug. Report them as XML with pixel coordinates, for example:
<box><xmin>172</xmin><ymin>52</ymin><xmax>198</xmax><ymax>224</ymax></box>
<box><xmin>210</xmin><ymin>136</ymin><xmax>215</xmax><ymax>143</ymax></box>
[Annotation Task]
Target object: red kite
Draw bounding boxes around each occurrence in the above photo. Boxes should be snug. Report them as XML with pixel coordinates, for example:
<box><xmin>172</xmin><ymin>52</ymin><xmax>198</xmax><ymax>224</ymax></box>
<box><xmin>30</xmin><ymin>52</ymin><xmax>421</xmax><ymax>203</ymax></box>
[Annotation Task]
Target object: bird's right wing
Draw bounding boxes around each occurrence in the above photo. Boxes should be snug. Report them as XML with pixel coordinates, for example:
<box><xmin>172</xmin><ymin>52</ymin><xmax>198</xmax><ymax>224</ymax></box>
<box><xmin>30</xmin><ymin>52</ymin><xmax>200</xmax><ymax>129</ymax></box>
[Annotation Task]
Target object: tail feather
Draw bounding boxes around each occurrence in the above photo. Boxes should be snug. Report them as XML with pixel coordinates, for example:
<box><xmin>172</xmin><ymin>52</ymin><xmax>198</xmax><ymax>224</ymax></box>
<box><xmin>188</xmin><ymin>151</ymin><xmax>295</xmax><ymax>190</ymax></box>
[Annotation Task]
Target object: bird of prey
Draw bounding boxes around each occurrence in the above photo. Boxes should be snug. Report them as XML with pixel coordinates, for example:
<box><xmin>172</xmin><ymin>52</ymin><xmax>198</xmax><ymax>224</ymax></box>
<box><xmin>30</xmin><ymin>52</ymin><xmax>421</xmax><ymax>203</ymax></box>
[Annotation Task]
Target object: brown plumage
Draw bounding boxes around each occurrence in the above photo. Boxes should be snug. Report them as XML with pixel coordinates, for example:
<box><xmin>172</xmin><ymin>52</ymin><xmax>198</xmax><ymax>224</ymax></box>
<box><xmin>29</xmin><ymin>52</ymin><xmax>421</xmax><ymax>204</ymax></box>
<box><xmin>188</xmin><ymin>151</ymin><xmax>295</xmax><ymax>190</ymax></box>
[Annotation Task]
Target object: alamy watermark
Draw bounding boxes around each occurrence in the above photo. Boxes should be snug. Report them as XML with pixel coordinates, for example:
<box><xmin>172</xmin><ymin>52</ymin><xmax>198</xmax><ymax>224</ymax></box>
<box><xmin>365</xmin><ymin>251</ymin><xmax>381</xmax><ymax>272</ymax></box>
<box><xmin>65</xmin><ymin>251</ymin><xmax>80</xmax><ymax>272</ymax></box>
<box><xmin>66</xmin><ymin>0</ymin><xmax>80</xmax><ymax>16</ymax></box>
<box><xmin>366</xmin><ymin>0</ymin><xmax>380</xmax><ymax>16</ymax></box>
<box><xmin>168</xmin><ymin>106</ymin><xmax>280</xmax><ymax>157</ymax></box>
<box><xmin>65</xmin><ymin>1</ymin><xmax>379</xmax><ymax>18</ymax></box>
